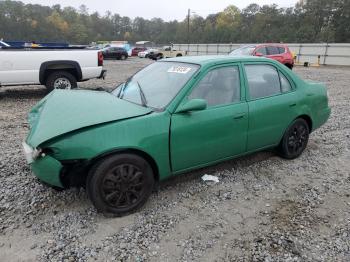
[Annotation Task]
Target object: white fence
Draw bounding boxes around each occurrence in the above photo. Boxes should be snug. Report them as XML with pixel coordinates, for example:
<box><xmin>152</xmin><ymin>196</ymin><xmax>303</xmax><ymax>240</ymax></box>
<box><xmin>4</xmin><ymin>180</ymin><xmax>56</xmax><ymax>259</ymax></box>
<box><xmin>173</xmin><ymin>43</ymin><xmax>350</xmax><ymax>66</ymax></box>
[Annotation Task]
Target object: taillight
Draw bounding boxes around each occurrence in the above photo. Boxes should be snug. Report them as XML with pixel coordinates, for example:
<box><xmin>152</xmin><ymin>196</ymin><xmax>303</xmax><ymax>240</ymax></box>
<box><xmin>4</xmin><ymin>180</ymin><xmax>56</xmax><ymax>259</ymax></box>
<box><xmin>98</xmin><ymin>51</ymin><xmax>103</xmax><ymax>66</ymax></box>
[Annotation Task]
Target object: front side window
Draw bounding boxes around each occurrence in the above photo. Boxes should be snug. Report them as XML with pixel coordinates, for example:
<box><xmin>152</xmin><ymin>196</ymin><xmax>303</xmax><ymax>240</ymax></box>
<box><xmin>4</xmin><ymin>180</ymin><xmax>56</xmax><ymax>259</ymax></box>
<box><xmin>255</xmin><ymin>47</ymin><xmax>267</xmax><ymax>55</ymax></box>
<box><xmin>112</xmin><ymin>62</ymin><xmax>199</xmax><ymax>109</ymax></box>
<box><xmin>189</xmin><ymin>66</ymin><xmax>240</xmax><ymax>107</ymax></box>
<box><xmin>245</xmin><ymin>64</ymin><xmax>281</xmax><ymax>99</ymax></box>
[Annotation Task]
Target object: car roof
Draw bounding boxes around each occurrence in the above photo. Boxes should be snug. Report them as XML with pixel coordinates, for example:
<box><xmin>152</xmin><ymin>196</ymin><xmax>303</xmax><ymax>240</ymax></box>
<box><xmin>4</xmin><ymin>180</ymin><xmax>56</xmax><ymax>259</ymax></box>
<box><xmin>164</xmin><ymin>55</ymin><xmax>274</xmax><ymax>66</ymax></box>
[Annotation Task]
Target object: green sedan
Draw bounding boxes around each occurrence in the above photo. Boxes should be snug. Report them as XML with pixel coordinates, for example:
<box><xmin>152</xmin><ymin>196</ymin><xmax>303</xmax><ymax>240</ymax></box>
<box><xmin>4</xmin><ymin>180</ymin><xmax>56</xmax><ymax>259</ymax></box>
<box><xmin>23</xmin><ymin>56</ymin><xmax>330</xmax><ymax>216</ymax></box>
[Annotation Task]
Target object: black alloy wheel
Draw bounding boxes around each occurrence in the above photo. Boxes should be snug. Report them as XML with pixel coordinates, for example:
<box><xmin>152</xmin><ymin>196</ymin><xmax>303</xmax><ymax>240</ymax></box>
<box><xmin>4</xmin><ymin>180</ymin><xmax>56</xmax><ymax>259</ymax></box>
<box><xmin>278</xmin><ymin>118</ymin><xmax>309</xmax><ymax>159</ymax></box>
<box><xmin>87</xmin><ymin>154</ymin><xmax>154</xmax><ymax>216</ymax></box>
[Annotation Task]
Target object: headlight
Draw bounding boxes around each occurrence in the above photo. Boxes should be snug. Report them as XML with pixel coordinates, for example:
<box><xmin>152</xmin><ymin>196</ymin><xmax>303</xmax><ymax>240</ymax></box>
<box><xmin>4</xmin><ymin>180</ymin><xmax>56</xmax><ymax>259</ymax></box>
<box><xmin>22</xmin><ymin>142</ymin><xmax>41</xmax><ymax>164</ymax></box>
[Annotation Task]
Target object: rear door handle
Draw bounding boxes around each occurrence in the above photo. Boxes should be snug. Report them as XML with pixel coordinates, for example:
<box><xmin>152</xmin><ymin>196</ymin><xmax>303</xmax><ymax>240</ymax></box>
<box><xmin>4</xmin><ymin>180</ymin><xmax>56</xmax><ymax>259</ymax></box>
<box><xmin>234</xmin><ymin>113</ymin><xmax>246</xmax><ymax>120</ymax></box>
<box><xmin>289</xmin><ymin>103</ymin><xmax>297</xmax><ymax>107</ymax></box>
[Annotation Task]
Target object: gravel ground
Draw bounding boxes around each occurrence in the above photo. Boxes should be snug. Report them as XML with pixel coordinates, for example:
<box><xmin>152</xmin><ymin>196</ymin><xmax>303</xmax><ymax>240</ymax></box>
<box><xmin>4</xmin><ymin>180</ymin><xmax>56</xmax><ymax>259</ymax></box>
<box><xmin>0</xmin><ymin>57</ymin><xmax>349</xmax><ymax>262</ymax></box>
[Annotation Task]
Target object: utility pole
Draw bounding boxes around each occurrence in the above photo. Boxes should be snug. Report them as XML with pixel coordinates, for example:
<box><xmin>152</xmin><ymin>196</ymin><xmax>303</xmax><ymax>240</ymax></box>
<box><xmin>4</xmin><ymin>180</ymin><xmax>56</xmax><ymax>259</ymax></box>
<box><xmin>187</xmin><ymin>9</ymin><xmax>190</xmax><ymax>44</ymax></box>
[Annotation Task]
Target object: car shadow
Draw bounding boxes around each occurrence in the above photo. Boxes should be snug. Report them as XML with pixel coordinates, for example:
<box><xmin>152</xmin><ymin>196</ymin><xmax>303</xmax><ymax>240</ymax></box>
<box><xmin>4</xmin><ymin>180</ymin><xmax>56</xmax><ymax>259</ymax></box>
<box><xmin>0</xmin><ymin>86</ymin><xmax>47</xmax><ymax>100</ymax></box>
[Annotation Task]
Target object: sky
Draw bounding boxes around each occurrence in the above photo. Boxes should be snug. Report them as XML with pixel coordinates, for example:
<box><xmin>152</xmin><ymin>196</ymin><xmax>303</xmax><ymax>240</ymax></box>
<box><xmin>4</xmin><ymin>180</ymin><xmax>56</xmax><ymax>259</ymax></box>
<box><xmin>20</xmin><ymin>0</ymin><xmax>299</xmax><ymax>21</ymax></box>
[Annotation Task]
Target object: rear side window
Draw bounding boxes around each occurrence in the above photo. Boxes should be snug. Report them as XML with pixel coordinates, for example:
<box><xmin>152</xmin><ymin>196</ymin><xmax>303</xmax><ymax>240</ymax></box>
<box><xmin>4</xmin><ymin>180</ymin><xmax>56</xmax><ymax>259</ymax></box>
<box><xmin>278</xmin><ymin>47</ymin><xmax>286</xmax><ymax>54</ymax></box>
<box><xmin>266</xmin><ymin>46</ymin><xmax>279</xmax><ymax>55</ymax></box>
<box><xmin>245</xmin><ymin>64</ymin><xmax>281</xmax><ymax>99</ymax></box>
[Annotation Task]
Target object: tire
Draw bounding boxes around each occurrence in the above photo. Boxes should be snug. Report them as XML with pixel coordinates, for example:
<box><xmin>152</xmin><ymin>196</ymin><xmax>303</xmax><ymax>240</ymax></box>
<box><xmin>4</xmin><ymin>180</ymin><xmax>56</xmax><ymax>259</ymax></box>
<box><xmin>278</xmin><ymin>118</ymin><xmax>309</xmax><ymax>159</ymax></box>
<box><xmin>285</xmin><ymin>64</ymin><xmax>293</xmax><ymax>70</ymax></box>
<box><xmin>156</xmin><ymin>54</ymin><xmax>163</xmax><ymax>60</ymax></box>
<box><xmin>87</xmin><ymin>154</ymin><xmax>155</xmax><ymax>216</ymax></box>
<box><xmin>45</xmin><ymin>71</ymin><xmax>77</xmax><ymax>92</ymax></box>
<box><xmin>121</xmin><ymin>54</ymin><xmax>127</xmax><ymax>60</ymax></box>
<box><xmin>176</xmin><ymin>54</ymin><xmax>182</xmax><ymax>57</ymax></box>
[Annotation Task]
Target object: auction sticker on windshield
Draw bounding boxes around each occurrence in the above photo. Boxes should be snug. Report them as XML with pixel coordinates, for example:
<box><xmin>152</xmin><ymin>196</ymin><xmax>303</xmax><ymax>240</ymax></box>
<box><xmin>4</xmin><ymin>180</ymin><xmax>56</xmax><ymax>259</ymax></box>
<box><xmin>167</xmin><ymin>66</ymin><xmax>192</xmax><ymax>74</ymax></box>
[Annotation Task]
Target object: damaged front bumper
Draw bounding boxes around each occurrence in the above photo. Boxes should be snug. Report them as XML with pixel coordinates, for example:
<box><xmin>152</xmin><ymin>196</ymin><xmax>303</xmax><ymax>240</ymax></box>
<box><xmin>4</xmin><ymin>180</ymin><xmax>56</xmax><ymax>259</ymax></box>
<box><xmin>23</xmin><ymin>142</ymin><xmax>64</xmax><ymax>188</ymax></box>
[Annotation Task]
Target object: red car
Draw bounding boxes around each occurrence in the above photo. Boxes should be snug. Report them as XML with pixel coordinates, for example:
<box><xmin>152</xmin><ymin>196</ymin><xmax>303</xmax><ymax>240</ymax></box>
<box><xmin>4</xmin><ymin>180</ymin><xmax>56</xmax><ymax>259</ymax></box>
<box><xmin>230</xmin><ymin>44</ymin><xmax>295</xmax><ymax>69</ymax></box>
<box><xmin>131</xmin><ymin>47</ymin><xmax>147</xmax><ymax>56</ymax></box>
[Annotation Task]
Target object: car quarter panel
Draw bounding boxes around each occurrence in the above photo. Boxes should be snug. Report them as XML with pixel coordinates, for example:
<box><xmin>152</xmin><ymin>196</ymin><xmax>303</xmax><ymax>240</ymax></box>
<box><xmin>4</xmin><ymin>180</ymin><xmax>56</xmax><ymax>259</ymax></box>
<box><xmin>43</xmin><ymin>111</ymin><xmax>172</xmax><ymax>181</ymax></box>
<box><xmin>297</xmin><ymin>81</ymin><xmax>331</xmax><ymax>131</ymax></box>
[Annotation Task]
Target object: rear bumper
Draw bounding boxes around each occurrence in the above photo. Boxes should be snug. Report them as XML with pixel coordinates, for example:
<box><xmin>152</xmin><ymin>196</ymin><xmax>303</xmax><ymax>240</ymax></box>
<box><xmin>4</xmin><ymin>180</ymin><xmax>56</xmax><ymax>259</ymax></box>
<box><xmin>31</xmin><ymin>155</ymin><xmax>64</xmax><ymax>188</ymax></box>
<box><xmin>98</xmin><ymin>69</ymin><xmax>107</xmax><ymax>79</ymax></box>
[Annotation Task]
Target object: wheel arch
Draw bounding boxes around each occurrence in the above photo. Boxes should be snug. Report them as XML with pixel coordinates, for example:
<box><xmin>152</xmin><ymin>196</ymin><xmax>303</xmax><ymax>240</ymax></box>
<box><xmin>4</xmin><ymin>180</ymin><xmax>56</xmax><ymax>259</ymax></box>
<box><xmin>297</xmin><ymin>114</ymin><xmax>313</xmax><ymax>132</ymax></box>
<box><xmin>284</xmin><ymin>63</ymin><xmax>293</xmax><ymax>69</ymax></box>
<box><xmin>39</xmin><ymin>60</ymin><xmax>82</xmax><ymax>84</ymax></box>
<box><xmin>89</xmin><ymin>148</ymin><xmax>160</xmax><ymax>182</ymax></box>
<box><xmin>278</xmin><ymin>114</ymin><xmax>313</xmax><ymax>147</ymax></box>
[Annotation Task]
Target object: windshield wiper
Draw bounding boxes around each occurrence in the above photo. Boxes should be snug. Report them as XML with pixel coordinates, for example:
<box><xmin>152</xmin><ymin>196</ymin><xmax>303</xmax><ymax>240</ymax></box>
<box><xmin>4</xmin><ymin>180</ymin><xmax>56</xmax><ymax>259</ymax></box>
<box><xmin>136</xmin><ymin>81</ymin><xmax>148</xmax><ymax>107</ymax></box>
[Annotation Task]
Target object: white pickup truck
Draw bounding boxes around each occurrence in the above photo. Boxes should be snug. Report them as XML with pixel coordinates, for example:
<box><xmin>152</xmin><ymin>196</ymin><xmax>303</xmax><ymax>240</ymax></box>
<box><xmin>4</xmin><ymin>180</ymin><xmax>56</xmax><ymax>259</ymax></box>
<box><xmin>0</xmin><ymin>49</ymin><xmax>106</xmax><ymax>91</ymax></box>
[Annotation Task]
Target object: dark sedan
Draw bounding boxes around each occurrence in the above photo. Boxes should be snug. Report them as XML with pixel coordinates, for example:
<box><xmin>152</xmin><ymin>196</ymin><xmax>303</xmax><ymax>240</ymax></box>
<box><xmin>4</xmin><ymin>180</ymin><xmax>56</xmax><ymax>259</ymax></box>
<box><xmin>102</xmin><ymin>47</ymin><xmax>128</xmax><ymax>60</ymax></box>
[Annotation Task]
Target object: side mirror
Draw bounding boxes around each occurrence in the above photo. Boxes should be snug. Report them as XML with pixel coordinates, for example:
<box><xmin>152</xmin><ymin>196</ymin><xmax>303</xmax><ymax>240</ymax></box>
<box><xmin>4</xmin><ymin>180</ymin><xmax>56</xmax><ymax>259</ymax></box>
<box><xmin>176</xmin><ymin>99</ymin><xmax>207</xmax><ymax>113</ymax></box>
<box><xmin>255</xmin><ymin>52</ymin><xmax>264</xmax><ymax>57</ymax></box>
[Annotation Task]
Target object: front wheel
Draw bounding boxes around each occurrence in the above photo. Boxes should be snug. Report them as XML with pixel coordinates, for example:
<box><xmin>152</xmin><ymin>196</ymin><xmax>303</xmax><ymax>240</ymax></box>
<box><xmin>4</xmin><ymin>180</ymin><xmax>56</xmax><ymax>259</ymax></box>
<box><xmin>45</xmin><ymin>71</ymin><xmax>77</xmax><ymax>92</ymax></box>
<box><xmin>156</xmin><ymin>54</ymin><xmax>163</xmax><ymax>60</ymax></box>
<box><xmin>87</xmin><ymin>154</ymin><xmax>155</xmax><ymax>216</ymax></box>
<box><xmin>278</xmin><ymin>118</ymin><xmax>309</xmax><ymax>159</ymax></box>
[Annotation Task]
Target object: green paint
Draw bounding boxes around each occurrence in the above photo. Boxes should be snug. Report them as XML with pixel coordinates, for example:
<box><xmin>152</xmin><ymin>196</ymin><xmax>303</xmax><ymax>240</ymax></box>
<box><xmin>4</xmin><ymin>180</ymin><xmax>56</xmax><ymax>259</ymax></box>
<box><xmin>31</xmin><ymin>155</ymin><xmax>63</xmax><ymax>187</ymax></box>
<box><xmin>25</xmin><ymin>56</ymin><xmax>331</xmax><ymax>188</ymax></box>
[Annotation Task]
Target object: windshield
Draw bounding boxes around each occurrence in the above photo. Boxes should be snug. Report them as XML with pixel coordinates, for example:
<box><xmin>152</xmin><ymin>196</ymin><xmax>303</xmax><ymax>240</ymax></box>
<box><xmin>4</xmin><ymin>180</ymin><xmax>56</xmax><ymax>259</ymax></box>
<box><xmin>230</xmin><ymin>46</ymin><xmax>255</xmax><ymax>56</ymax></box>
<box><xmin>112</xmin><ymin>62</ymin><xmax>200</xmax><ymax>109</ymax></box>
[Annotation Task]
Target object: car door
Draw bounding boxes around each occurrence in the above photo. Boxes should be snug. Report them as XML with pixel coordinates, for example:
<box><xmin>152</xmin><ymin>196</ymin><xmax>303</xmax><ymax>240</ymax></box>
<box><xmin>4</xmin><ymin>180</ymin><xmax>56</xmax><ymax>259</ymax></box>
<box><xmin>112</xmin><ymin>48</ymin><xmax>119</xmax><ymax>58</ymax></box>
<box><xmin>243</xmin><ymin>63</ymin><xmax>298</xmax><ymax>151</ymax></box>
<box><xmin>104</xmin><ymin>48</ymin><xmax>112</xmax><ymax>58</ymax></box>
<box><xmin>170</xmin><ymin>64</ymin><xmax>249</xmax><ymax>173</ymax></box>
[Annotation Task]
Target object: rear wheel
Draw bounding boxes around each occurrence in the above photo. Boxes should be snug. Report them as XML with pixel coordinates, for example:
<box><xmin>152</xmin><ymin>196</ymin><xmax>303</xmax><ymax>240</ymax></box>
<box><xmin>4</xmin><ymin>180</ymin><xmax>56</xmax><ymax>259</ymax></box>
<box><xmin>45</xmin><ymin>71</ymin><xmax>77</xmax><ymax>92</ymax></box>
<box><xmin>87</xmin><ymin>154</ymin><xmax>155</xmax><ymax>216</ymax></box>
<box><xmin>121</xmin><ymin>54</ymin><xmax>127</xmax><ymax>60</ymax></box>
<box><xmin>278</xmin><ymin>118</ymin><xmax>309</xmax><ymax>159</ymax></box>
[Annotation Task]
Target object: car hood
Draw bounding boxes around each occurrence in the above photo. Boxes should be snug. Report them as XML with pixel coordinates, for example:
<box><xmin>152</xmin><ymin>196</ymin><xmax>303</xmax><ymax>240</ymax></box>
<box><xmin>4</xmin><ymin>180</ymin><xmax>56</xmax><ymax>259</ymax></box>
<box><xmin>26</xmin><ymin>89</ymin><xmax>152</xmax><ymax>147</ymax></box>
